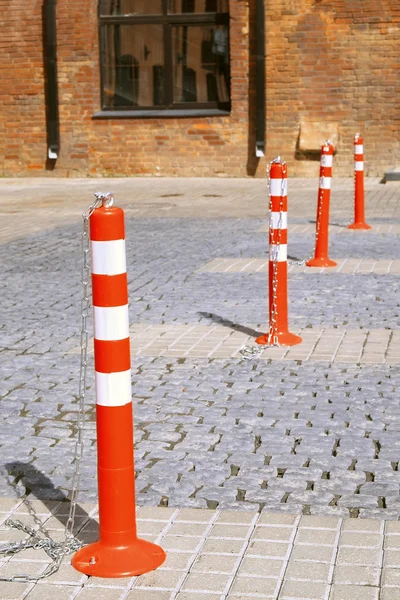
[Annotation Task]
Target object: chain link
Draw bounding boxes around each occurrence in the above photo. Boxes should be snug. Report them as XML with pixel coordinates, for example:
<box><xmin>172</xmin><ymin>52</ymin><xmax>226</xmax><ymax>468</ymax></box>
<box><xmin>288</xmin><ymin>178</ymin><xmax>323</xmax><ymax>267</ymax></box>
<box><xmin>240</xmin><ymin>159</ymin><xmax>283</xmax><ymax>359</ymax></box>
<box><xmin>268</xmin><ymin>157</ymin><xmax>284</xmax><ymax>347</ymax></box>
<box><xmin>239</xmin><ymin>345</ymin><xmax>263</xmax><ymax>360</ymax></box>
<box><xmin>0</xmin><ymin>194</ymin><xmax>107</xmax><ymax>583</ymax></box>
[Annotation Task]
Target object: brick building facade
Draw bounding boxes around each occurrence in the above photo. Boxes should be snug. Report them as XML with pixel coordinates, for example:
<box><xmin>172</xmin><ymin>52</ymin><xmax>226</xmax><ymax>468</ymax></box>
<box><xmin>1</xmin><ymin>0</ymin><xmax>399</xmax><ymax>177</ymax></box>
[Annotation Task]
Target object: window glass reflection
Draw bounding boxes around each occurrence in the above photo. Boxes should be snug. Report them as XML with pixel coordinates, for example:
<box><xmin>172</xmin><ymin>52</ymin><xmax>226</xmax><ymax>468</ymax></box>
<box><xmin>101</xmin><ymin>0</ymin><xmax>162</xmax><ymax>16</ymax></box>
<box><xmin>168</xmin><ymin>0</ymin><xmax>228</xmax><ymax>13</ymax></box>
<box><xmin>102</xmin><ymin>25</ymin><xmax>164</xmax><ymax>107</ymax></box>
<box><xmin>172</xmin><ymin>25</ymin><xmax>229</xmax><ymax>103</ymax></box>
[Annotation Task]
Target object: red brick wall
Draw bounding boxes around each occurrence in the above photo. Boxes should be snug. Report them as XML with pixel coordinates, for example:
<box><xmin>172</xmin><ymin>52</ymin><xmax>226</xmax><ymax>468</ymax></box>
<box><xmin>0</xmin><ymin>0</ymin><xmax>399</xmax><ymax>177</ymax></box>
<box><xmin>265</xmin><ymin>0</ymin><xmax>400</xmax><ymax>176</ymax></box>
<box><xmin>0</xmin><ymin>0</ymin><xmax>46</xmax><ymax>173</ymax></box>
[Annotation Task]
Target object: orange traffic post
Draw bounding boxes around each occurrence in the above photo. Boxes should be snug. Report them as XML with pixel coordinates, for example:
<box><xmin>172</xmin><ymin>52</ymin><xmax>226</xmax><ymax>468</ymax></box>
<box><xmin>256</xmin><ymin>158</ymin><xmax>302</xmax><ymax>347</ymax></box>
<box><xmin>348</xmin><ymin>133</ymin><xmax>371</xmax><ymax>230</ymax></box>
<box><xmin>306</xmin><ymin>141</ymin><xmax>337</xmax><ymax>267</ymax></box>
<box><xmin>72</xmin><ymin>195</ymin><xmax>166</xmax><ymax>578</ymax></box>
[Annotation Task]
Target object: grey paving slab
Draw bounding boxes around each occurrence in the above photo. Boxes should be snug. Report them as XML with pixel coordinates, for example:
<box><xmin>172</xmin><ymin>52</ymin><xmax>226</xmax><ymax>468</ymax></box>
<box><xmin>198</xmin><ymin>257</ymin><xmax>400</xmax><ymax>273</ymax></box>
<box><xmin>65</xmin><ymin>324</ymin><xmax>399</xmax><ymax>364</ymax></box>
<box><xmin>0</xmin><ymin>176</ymin><xmax>394</xmax><ymax>242</ymax></box>
<box><xmin>0</xmin><ymin>502</ymin><xmax>397</xmax><ymax>599</ymax></box>
<box><xmin>0</xmin><ymin>173</ymin><xmax>399</xmax><ymax>600</ymax></box>
<box><xmin>258</xmin><ymin>222</ymin><xmax>400</xmax><ymax>234</ymax></box>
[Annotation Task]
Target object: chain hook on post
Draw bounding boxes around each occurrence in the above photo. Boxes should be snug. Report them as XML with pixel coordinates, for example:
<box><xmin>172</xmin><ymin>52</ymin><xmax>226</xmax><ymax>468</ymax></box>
<box><xmin>240</xmin><ymin>157</ymin><xmax>302</xmax><ymax>358</ymax></box>
<box><xmin>239</xmin><ymin>160</ymin><xmax>276</xmax><ymax>361</ymax></box>
<box><xmin>0</xmin><ymin>192</ymin><xmax>114</xmax><ymax>582</ymax></box>
<box><xmin>255</xmin><ymin>156</ymin><xmax>301</xmax><ymax>348</ymax></box>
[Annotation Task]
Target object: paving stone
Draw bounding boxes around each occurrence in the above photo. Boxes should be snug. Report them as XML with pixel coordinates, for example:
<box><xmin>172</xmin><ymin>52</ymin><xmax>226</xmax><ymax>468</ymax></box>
<box><xmin>1</xmin><ymin>186</ymin><xmax>400</xmax><ymax>524</ymax></box>
<box><xmin>330</xmin><ymin>584</ymin><xmax>379</xmax><ymax>599</ymax></box>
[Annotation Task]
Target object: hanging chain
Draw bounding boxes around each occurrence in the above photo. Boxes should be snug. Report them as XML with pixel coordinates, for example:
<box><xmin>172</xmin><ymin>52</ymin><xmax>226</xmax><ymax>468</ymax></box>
<box><xmin>65</xmin><ymin>192</ymin><xmax>112</xmax><ymax>541</ymax></box>
<box><xmin>240</xmin><ymin>160</ymin><xmax>283</xmax><ymax>359</ymax></box>
<box><xmin>0</xmin><ymin>193</ymin><xmax>111</xmax><ymax>582</ymax></box>
<box><xmin>288</xmin><ymin>142</ymin><xmax>336</xmax><ymax>267</ymax></box>
<box><xmin>288</xmin><ymin>175</ymin><xmax>323</xmax><ymax>267</ymax></box>
<box><xmin>268</xmin><ymin>158</ymin><xmax>284</xmax><ymax>347</ymax></box>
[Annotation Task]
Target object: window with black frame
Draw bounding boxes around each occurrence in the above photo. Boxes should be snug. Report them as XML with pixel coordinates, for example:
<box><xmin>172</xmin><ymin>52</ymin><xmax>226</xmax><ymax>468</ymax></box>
<box><xmin>98</xmin><ymin>0</ymin><xmax>230</xmax><ymax>115</ymax></box>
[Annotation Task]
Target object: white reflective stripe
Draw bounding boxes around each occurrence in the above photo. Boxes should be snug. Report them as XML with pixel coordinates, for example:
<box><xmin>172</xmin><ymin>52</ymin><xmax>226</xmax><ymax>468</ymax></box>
<box><xmin>93</xmin><ymin>305</ymin><xmax>130</xmax><ymax>341</ymax></box>
<box><xmin>91</xmin><ymin>240</ymin><xmax>126</xmax><ymax>276</ymax></box>
<box><xmin>355</xmin><ymin>161</ymin><xmax>364</xmax><ymax>171</ymax></box>
<box><xmin>319</xmin><ymin>176</ymin><xmax>332</xmax><ymax>190</ymax></box>
<box><xmin>270</xmin><ymin>178</ymin><xmax>288</xmax><ymax>197</ymax></box>
<box><xmin>95</xmin><ymin>370</ymin><xmax>132</xmax><ymax>406</ymax></box>
<box><xmin>355</xmin><ymin>144</ymin><xmax>363</xmax><ymax>154</ymax></box>
<box><xmin>269</xmin><ymin>244</ymin><xmax>287</xmax><ymax>262</ymax></box>
<box><xmin>320</xmin><ymin>154</ymin><xmax>333</xmax><ymax>167</ymax></box>
<box><xmin>270</xmin><ymin>212</ymin><xmax>288</xmax><ymax>230</ymax></box>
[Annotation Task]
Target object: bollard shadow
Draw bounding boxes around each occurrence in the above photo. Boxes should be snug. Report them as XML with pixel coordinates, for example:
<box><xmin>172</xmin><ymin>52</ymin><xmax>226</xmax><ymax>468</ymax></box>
<box><xmin>198</xmin><ymin>312</ymin><xmax>264</xmax><ymax>338</ymax></box>
<box><xmin>5</xmin><ymin>461</ymin><xmax>98</xmax><ymax>540</ymax></box>
<box><xmin>308</xmin><ymin>219</ymin><xmax>345</xmax><ymax>228</ymax></box>
<box><xmin>288</xmin><ymin>255</ymin><xmax>303</xmax><ymax>262</ymax></box>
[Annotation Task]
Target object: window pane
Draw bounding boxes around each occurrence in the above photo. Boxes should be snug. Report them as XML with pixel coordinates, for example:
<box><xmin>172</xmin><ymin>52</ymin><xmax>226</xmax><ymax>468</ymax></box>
<box><xmin>101</xmin><ymin>25</ymin><xmax>165</xmax><ymax>108</ymax></box>
<box><xmin>168</xmin><ymin>0</ymin><xmax>228</xmax><ymax>13</ymax></box>
<box><xmin>100</xmin><ymin>0</ymin><xmax>162</xmax><ymax>16</ymax></box>
<box><xmin>172</xmin><ymin>25</ymin><xmax>229</xmax><ymax>103</ymax></box>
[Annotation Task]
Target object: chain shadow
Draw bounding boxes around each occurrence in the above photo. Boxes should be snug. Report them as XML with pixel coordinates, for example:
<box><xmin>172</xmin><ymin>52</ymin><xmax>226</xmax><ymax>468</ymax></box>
<box><xmin>5</xmin><ymin>461</ymin><xmax>98</xmax><ymax>541</ymax></box>
<box><xmin>198</xmin><ymin>312</ymin><xmax>264</xmax><ymax>338</ymax></box>
<box><xmin>308</xmin><ymin>219</ymin><xmax>345</xmax><ymax>228</ymax></box>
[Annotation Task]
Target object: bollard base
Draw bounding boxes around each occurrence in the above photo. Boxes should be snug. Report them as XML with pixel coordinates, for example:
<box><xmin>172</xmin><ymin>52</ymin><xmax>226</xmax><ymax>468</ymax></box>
<box><xmin>306</xmin><ymin>257</ymin><xmax>337</xmax><ymax>267</ymax></box>
<box><xmin>71</xmin><ymin>537</ymin><xmax>166</xmax><ymax>578</ymax></box>
<box><xmin>347</xmin><ymin>222</ymin><xmax>371</xmax><ymax>230</ymax></box>
<box><xmin>256</xmin><ymin>331</ymin><xmax>302</xmax><ymax>347</ymax></box>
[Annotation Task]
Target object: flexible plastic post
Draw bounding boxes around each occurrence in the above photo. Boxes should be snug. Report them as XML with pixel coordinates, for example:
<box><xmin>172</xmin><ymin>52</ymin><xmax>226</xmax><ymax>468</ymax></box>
<box><xmin>72</xmin><ymin>199</ymin><xmax>166</xmax><ymax>578</ymax></box>
<box><xmin>306</xmin><ymin>141</ymin><xmax>337</xmax><ymax>267</ymax></box>
<box><xmin>348</xmin><ymin>133</ymin><xmax>371</xmax><ymax>230</ymax></box>
<box><xmin>256</xmin><ymin>159</ymin><xmax>302</xmax><ymax>347</ymax></box>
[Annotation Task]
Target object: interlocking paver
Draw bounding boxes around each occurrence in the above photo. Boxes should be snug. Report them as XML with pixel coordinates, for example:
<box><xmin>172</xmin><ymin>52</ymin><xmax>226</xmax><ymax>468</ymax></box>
<box><xmin>258</xmin><ymin>223</ymin><xmax>400</xmax><ymax>234</ymax></box>
<box><xmin>0</xmin><ymin>177</ymin><xmax>399</xmax><ymax>598</ymax></box>
<box><xmin>198</xmin><ymin>256</ymin><xmax>400</xmax><ymax>274</ymax></box>
<box><xmin>68</xmin><ymin>324</ymin><xmax>399</xmax><ymax>364</ymax></box>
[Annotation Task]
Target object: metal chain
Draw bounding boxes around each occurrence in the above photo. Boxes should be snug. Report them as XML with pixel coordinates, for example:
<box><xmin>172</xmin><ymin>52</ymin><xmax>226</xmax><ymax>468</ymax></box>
<box><xmin>288</xmin><ymin>141</ymin><xmax>336</xmax><ymax>267</ymax></box>
<box><xmin>240</xmin><ymin>160</ymin><xmax>282</xmax><ymax>359</ymax></box>
<box><xmin>240</xmin><ymin>345</ymin><xmax>263</xmax><ymax>360</ymax></box>
<box><xmin>0</xmin><ymin>193</ymin><xmax>109</xmax><ymax>582</ymax></box>
<box><xmin>268</xmin><ymin>158</ymin><xmax>284</xmax><ymax>347</ymax></box>
<box><xmin>288</xmin><ymin>175</ymin><xmax>323</xmax><ymax>267</ymax></box>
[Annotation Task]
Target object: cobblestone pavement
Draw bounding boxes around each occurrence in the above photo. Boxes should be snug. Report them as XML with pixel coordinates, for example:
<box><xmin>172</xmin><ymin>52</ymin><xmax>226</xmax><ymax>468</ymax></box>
<box><xmin>1</xmin><ymin>177</ymin><xmax>399</xmax><ymax>522</ymax></box>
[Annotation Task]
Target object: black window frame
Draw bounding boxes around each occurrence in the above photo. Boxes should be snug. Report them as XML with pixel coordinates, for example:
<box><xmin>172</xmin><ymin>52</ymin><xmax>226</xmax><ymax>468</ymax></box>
<box><xmin>94</xmin><ymin>0</ymin><xmax>231</xmax><ymax>119</ymax></box>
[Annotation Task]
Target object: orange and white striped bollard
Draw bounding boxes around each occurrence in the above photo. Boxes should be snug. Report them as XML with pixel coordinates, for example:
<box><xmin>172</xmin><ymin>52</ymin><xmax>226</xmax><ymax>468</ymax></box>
<box><xmin>256</xmin><ymin>158</ymin><xmax>302</xmax><ymax>347</ymax></box>
<box><xmin>348</xmin><ymin>133</ymin><xmax>371</xmax><ymax>230</ymax></box>
<box><xmin>72</xmin><ymin>193</ymin><xmax>166</xmax><ymax>578</ymax></box>
<box><xmin>306</xmin><ymin>141</ymin><xmax>337</xmax><ymax>267</ymax></box>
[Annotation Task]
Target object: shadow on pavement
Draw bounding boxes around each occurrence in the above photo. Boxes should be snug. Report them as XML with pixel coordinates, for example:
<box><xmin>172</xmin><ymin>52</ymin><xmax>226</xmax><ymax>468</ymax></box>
<box><xmin>5</xmin><ymin>461</ymin><xmax>98</xmax><ymax>539</ymax></box>
<box><xmin>308</xmin><ymin>219</ymin><xmax>346</xmax><ymax>228</ymax></box>
<box><xmin>198</xmin><ymin>312</ymin><xmax>263</xmax><ymax>338</ymax></box>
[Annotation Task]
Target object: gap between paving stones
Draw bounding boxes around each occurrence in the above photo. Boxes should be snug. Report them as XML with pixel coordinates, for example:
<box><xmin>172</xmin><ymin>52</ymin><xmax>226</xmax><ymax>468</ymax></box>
<box><xmin>2</xmin><ymin>357</ymin><xmax>399</xmax><ymax>520</ymax></box>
